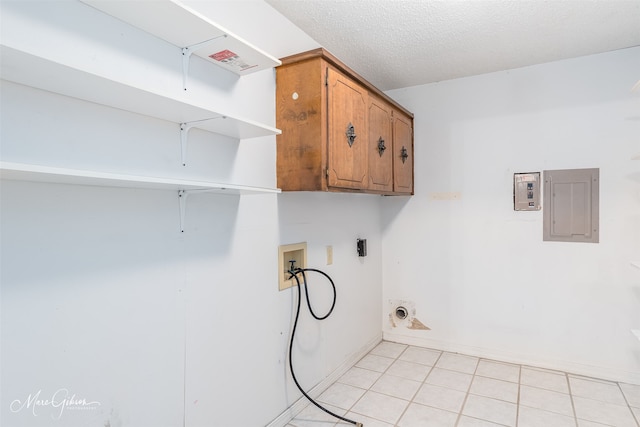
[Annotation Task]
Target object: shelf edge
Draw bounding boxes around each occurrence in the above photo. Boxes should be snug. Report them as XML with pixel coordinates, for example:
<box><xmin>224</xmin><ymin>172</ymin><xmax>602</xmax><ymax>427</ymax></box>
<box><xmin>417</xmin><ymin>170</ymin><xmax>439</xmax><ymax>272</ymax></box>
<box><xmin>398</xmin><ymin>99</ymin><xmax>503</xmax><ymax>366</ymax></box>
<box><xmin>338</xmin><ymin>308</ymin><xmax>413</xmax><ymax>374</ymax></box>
<box><xmin>0</xmin><ymin>44</ymin><xmax>280</xmax><ymax>140</ymax></box>
<box><xmin>79</xmin><ymin>0</ymin><xmax>281</xmax><ymax>75</ymax></box>
<box><xmin>0</xmin><ymin>161</ymin><xmax>281</xmax><ymax>195</ymax></box>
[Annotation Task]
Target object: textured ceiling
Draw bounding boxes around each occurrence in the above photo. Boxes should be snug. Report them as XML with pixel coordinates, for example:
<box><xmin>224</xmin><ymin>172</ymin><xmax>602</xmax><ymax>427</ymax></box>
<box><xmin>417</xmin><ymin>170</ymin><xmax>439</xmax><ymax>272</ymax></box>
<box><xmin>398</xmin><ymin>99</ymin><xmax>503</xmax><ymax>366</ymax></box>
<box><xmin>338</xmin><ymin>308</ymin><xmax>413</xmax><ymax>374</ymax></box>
<box><xmin>266</xmin><ymin>0</ymin><xmax>640</xmax><ymax>90</ymax></box>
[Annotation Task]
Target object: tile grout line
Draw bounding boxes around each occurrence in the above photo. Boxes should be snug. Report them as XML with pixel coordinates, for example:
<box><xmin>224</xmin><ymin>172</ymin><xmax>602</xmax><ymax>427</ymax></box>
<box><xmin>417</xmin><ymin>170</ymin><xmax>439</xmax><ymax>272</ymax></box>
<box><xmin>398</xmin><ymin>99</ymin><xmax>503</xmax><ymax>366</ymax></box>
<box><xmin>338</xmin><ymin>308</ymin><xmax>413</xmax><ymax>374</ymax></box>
<box><xmin>393</xmin><ymin>346</ymin><xmax>442</xmax><ymax>426</ymax></box>
<box><xmin>391</xmin><ymin>345</ymin><xmax>419</xmax><ymax>427</ymax></box>
<box><xmin>524</xmin><ymin>369</ymin><xmax>633</xmax><ymax>426</ymax></box>
<box><xmin>376</xmin><ymin>345</ymin><xmax>410</xmax><ymax>427</ymax></box>
<box><xmin>515</xmin><ymin>363</ymin><xmax>522</xmax><ymax>427</ymax></box>
<box><xmin>346</xmin><ymin>343</ymin><xmax>418</xmax><ymax>427</ymax></box>
<box><xmin>313</xmin><ymin>345</ymin><xmax>399</xmax><ymax>426</ymax></box>
<box><xmin>347</xmin><ymin>350</ymin><xmax>397</xmax><ymax>426</ymax></box>
<box><xmin>616</xmin><ymin>382</ymin><xmax>640</xmax><ymax>427</ymax></box>
<box><xmin>394</xmin><ymin>346</ymin><xmax>444</xmax><ymax>427</ymax></box>
<box><xmin>307</xmin><ymin>342</ymin><xmax>640</xmax><ymax>427</ymax></box>
<box><xmin>453</xmin><ymin>354</ymin><xmax>480</xmax><ymax>427</ymax></box>
<box><xmin>565</xmin><ymin>372</ymin><xmax>579</xmax><ymax>427</ymax></box>
<box><xmin>396</xmin><ymin>353</ymin><xmax>437</xmax><ymax>425</ymax></box>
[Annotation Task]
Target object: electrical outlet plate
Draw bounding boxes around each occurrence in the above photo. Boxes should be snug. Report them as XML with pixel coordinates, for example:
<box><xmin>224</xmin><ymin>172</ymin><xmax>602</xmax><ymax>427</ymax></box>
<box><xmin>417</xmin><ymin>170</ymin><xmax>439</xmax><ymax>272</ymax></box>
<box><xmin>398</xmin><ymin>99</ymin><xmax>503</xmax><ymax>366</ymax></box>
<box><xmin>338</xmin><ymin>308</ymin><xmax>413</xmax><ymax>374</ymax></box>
<box><xmin>278</xmin><ymin>242</ymin><xmax>307</xmax><ymax>291</ymax></box>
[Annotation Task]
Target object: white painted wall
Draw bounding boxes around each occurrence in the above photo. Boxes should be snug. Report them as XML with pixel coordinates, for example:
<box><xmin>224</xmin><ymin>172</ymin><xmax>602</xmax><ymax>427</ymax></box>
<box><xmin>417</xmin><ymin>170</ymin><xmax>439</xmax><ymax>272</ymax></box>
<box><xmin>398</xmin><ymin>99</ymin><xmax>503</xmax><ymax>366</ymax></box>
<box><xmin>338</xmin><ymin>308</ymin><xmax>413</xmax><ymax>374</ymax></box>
<box><xmin>3</xmin><ymin>2</ymin><xmax>638</xmax><ymax>426</ymax></box>
<box><xmin>383</xmin><ymin>46</ymin><xmax>640</xmax><ymax>384</ymax></box>
<box><xmin>0</xmin><ymin>1</ymin><xmax>381</xmax><ymax>426</ymax></box>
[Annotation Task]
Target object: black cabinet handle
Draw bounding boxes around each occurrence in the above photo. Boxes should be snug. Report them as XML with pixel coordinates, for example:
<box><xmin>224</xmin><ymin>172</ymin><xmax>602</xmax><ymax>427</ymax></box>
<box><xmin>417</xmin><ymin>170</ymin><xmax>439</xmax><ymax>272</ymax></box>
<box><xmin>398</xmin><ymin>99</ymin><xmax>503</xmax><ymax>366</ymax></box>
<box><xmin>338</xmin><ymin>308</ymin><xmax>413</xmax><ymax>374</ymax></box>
<box><xmin>377</xmin><ymin>137</ymin><xmax>386</xmax><ymax>157</ymax></box>
<box><xmin>346</xmin><ymin>122</ymin><xmax>357</xmax><ymax>147</ymax></box>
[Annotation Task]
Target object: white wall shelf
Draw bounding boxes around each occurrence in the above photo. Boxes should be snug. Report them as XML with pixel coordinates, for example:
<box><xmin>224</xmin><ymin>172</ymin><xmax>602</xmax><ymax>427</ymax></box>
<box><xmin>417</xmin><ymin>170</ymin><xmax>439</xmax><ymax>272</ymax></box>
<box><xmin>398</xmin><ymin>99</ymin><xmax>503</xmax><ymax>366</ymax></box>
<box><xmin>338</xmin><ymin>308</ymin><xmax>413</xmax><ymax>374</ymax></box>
<box><xmin>0</xmin><ymin>162</ymin><xmax>281</xmax><ymax>194</ymax></box>
<box><xmin>79</xmin><ymin>0</ymin><xmax>281</xmax><ymax>89</ymax></box>
<box><xmin>1</xmin><ymin>162</ymin><xmax>281</xmax><ymax>232</ymax></box>
<box><xmin>1</xmin><ymin>44</ymin><xmax>280</xmax><ymax>166</ymax></box>
<box><xmin>0</xmin><ymin>45</ymin><xmax>280</xmax><ymax>142</ymax></box>
<box><xmin>1</xmin><ymin>2</ymin><xmax>283</xmax><ymax>232</ymax></box>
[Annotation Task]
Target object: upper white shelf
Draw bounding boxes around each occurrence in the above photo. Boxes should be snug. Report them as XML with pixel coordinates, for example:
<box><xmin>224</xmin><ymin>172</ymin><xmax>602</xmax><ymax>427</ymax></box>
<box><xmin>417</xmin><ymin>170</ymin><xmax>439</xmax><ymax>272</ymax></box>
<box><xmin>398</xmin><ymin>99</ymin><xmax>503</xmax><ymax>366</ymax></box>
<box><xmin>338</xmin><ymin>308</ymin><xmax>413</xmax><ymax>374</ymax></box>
<box><xmin>0</xmin><ymin>45</ymin><xmax>280</xmax><ymax>140</ymax></box>
<box><xmin>79</xmin><ymin>0</ymin><xmax>281</xmax><ymax>76</ymax></box>
<box><xmin>0</xmin><ymin>161</ymin><xmax>281</xmax><ymax>195</ymax></box>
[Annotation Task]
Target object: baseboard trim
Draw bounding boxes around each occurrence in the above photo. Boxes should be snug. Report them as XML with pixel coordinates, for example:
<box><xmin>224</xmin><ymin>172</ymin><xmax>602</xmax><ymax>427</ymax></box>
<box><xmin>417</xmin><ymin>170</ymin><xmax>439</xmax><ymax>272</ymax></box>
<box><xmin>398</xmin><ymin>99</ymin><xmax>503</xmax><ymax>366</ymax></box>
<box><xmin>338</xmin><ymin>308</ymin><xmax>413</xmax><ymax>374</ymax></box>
<box><xmin>383</xmin><ymin>331</ymin><xmax>640</xmax><ymax>385</ymax></box>
<box><xmin>266</xmin><ymin>332</ymin><xmax>382</xmax><ymax>427</ymax></box>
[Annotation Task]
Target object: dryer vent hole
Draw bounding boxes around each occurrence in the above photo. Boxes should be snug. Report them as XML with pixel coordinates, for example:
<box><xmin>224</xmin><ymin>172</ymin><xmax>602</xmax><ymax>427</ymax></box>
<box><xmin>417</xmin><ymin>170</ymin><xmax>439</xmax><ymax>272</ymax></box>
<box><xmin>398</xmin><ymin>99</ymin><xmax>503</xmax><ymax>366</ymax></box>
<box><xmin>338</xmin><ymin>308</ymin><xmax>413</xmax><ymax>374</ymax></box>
<box><xmin>395</xmin><ymin>306</ymin><xmax>409</xmax><ymax>320</ymax></box>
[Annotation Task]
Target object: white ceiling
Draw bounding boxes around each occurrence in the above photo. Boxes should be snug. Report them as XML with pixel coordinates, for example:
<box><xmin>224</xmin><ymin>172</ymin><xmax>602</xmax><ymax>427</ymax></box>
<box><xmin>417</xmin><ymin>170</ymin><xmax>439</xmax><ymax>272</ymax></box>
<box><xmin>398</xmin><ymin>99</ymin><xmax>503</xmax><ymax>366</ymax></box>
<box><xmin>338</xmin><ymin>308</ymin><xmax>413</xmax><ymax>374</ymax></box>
<box><xmin>265</xmin><ymin>0</ymin><xmax>640</xmax><ymax>91</ymax></box>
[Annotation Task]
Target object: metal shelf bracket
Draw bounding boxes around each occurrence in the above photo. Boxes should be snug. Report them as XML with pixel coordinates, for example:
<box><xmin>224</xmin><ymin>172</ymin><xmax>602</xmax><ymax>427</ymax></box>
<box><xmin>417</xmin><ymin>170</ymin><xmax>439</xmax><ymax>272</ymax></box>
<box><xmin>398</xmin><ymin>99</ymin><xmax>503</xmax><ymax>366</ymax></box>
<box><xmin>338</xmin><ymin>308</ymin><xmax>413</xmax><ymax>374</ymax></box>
<box><xmin>179</xmin><ymin>117</ymin><xmax>224</xmax><ymax>166</ymax></box>
<box><xmin>178</xmin><ymin>188</ymin><xmax>230</xmax><ymax>232</ymax></box>
<box><xmin>179</xmin><ymin>122</ymin><xmax>195</xmax><ymax>166</ymax></box>
<box><xmin>178</xmin><ymin>190</ymin><xmax>188</xmax><ymax>232</ymax></box>
<box><xmin>181</xmin><ymin>35</ymin><xmax>227</xmax><ymax>91</ymax></box>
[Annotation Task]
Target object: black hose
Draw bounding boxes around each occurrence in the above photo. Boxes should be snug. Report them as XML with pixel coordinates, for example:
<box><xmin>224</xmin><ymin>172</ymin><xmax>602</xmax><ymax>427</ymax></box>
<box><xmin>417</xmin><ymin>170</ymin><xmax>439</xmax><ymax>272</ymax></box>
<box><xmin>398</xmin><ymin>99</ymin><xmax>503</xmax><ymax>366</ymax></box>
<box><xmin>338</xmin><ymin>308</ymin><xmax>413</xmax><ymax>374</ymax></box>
<box><xmin>287</xmin><ymin>267</ymin><xmax>362</xmax><ymax>427</ymax></box>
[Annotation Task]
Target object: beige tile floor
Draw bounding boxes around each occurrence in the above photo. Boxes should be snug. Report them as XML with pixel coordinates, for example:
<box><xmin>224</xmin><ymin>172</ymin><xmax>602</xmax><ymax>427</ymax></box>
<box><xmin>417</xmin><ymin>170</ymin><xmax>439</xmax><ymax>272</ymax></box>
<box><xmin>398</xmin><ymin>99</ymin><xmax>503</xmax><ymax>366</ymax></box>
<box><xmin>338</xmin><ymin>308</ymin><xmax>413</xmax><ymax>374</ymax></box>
<box><xmin>287</xmin><ymin>341</ymin><xmax>640</xmax><ymax>427</ymax></box>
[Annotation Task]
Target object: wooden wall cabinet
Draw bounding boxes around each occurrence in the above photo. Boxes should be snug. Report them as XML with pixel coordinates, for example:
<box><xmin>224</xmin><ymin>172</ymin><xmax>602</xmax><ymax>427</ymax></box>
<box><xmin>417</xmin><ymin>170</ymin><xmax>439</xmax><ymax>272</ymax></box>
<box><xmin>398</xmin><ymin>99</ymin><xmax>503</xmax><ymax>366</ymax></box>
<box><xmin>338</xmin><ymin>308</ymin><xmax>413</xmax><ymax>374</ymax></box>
<box><xmin>276</xmin><ymin>48</ymin><xmax>414</xmax><ymax>195</ymax></box>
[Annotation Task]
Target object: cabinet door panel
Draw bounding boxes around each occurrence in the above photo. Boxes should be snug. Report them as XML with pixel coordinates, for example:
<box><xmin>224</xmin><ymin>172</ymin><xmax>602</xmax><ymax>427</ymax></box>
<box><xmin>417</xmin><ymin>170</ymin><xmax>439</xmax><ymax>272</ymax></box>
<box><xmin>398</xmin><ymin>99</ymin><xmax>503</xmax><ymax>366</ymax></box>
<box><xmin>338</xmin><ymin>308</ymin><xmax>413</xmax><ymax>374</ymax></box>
<box><xmin>393</xmin><ymin>112</ymin><xmax>413</xmax><ymax>194</ymax></box>
<box><xmin>327</xmin><ymin>68</ymin><xmax>368</xmax><ymax>189</ymax></box>
<box><xmin>368</xmin><ymin>97</ymin><xmax>393</xmax><ymax>192</ymax></box>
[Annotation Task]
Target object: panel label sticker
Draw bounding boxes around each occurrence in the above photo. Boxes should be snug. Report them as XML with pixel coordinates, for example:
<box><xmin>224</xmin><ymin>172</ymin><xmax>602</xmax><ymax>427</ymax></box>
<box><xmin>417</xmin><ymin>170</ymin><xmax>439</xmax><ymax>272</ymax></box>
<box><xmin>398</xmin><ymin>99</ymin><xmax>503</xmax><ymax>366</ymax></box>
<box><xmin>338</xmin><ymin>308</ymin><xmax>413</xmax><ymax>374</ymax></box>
<box><xmin>209</xmin><ymin>49</ymin><xmax>257</xmax><ymax>72</ymax></box>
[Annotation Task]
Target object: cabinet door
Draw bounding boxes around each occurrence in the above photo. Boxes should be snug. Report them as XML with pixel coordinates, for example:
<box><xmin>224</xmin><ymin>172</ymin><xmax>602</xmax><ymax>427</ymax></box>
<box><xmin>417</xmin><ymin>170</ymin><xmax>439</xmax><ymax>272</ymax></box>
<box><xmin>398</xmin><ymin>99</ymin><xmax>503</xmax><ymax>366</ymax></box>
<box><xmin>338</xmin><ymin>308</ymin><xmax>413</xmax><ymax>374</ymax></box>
<box><xmin>326</xmin><ymin>68</ymin><xmax>368</xmax><ymax>190</ymax></box>
<box><xmin>393</xmin><ymin>112</ymin><xmax>413</xmax><ymax>194</ymax></box>
<box><xmin>368</xmin><ymin>96</ymin><xmax>393</xmax><ymax>192</ymax></box>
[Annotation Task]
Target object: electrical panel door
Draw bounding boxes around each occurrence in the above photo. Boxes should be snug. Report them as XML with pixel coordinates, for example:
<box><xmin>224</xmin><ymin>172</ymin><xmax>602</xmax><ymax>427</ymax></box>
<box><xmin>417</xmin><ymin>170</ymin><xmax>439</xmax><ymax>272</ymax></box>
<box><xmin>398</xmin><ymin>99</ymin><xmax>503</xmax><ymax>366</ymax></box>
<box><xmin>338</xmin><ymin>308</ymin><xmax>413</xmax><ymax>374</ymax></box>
<box><xmin>543</xmin><ymin>168</ymin><xmax>599</xmax><ymax>243</ymax></box>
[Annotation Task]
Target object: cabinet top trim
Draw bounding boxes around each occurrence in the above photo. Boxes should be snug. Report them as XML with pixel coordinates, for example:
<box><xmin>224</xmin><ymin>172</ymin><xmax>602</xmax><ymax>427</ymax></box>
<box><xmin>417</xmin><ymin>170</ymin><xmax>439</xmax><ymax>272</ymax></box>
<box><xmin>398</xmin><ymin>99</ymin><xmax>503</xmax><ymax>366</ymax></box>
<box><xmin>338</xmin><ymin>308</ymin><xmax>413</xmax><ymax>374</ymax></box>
<box><xmin>279</xmin><ymin>48</ymin><xmax>413</xmax><ymax>119</ymax></box>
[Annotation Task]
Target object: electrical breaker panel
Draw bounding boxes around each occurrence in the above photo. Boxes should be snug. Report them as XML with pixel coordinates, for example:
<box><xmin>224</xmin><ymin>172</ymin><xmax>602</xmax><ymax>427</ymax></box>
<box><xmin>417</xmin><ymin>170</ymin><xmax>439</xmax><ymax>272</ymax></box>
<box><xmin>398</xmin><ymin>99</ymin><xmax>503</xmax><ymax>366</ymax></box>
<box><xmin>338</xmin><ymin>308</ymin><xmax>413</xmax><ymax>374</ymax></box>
<box><xmin>514</xmin><ymin>172</ymin><xmax>541</xmax><ymax>211</ymax></box>
<box><xmin>543</xmin><ymin>168</ymin><xmax>599</xmax><ymax>243</ymax></box>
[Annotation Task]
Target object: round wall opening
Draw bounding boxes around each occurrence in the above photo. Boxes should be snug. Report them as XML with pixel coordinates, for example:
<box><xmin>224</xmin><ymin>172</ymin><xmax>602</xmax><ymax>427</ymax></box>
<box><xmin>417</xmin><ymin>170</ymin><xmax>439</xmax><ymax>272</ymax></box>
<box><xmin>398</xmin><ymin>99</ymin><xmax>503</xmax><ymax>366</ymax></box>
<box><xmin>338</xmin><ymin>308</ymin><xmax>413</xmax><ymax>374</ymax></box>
<box><xmin>395</xmin><ymin>306</ymin><xmax>408</xmax><ymax>320</ymax></box>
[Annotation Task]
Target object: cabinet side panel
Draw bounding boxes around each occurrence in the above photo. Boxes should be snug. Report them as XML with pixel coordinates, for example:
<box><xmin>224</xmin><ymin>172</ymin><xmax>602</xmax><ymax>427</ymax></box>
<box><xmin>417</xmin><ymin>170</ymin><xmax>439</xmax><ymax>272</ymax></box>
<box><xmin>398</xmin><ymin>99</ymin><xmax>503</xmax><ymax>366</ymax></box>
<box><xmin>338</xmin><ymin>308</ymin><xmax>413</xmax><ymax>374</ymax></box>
<box><xmin>393</xmin><ymin>111</ymin><xmax>414</xmax><ymax>194</ymax></box>
<box><xmin>368</xmin><ymin>96</ymin><xmax>393</xmax><ymax>193</ymax></box>
<box><xmin>276</xmin><ymin>60</ymin><xmax>324</xmax><ymax>191</ymax></box>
